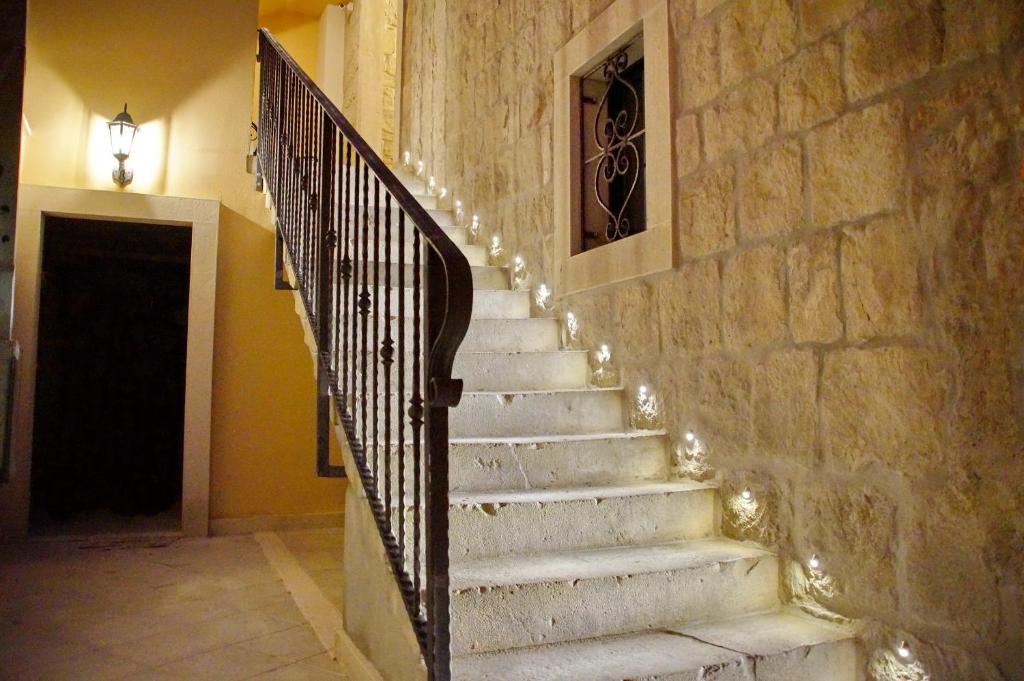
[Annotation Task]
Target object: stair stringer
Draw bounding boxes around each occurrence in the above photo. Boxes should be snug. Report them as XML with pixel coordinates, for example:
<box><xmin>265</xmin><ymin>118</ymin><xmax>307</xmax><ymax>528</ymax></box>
<box><xmin>281</xmin><ymin>260</ymin><xmax>428</xmax><ymax>681</ymax></box>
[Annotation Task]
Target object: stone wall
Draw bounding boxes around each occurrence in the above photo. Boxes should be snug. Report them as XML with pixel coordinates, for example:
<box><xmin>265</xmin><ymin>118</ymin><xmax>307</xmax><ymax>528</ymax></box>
<box><xmin>400</xmin><ymin>0</ymin><xmax>1024</xmax><ymax>678</ymax></box>
<box><xmin>382</xmin><ymin>0</ymin><xmax>400</xmax><ymax>165</ymax></box>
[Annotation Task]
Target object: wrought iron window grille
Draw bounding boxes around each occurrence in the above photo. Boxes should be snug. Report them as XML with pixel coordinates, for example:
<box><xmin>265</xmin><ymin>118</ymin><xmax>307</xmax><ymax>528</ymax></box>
<box><xmin>579</xmin><ymin>34</ymin><xmax>646</xmax><ymax>253</ymax></box>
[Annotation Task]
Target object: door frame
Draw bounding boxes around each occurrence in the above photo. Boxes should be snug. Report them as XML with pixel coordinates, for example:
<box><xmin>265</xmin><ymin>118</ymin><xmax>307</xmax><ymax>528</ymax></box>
<box><xmin>0</xmin><ymin>185</ymin><xmax>219</xmax><ymax>538</ymax></box>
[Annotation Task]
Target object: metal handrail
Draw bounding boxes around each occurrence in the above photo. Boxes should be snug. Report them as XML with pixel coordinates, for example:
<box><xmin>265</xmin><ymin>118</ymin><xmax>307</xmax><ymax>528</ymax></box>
<box><xmin>256</xmin><ymin>28</ymin><xmax>472</xmax><ymax>681</ymax></box>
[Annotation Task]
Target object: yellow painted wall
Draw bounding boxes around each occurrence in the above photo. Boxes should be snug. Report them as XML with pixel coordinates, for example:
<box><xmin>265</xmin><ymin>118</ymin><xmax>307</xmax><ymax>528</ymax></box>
<box><xmin>20</xmin><ymin>0</ymin><xmax>345</xmax><ymax>520</ymax></box>
<box><xmin>260</xmin><ymin>9</ymin><xmax>321</xmax><ymax>77</ymax></box>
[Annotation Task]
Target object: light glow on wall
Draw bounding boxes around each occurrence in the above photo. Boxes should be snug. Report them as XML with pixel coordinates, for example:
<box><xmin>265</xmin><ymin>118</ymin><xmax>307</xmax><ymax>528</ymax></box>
<box><xmin>85</xmin><ymin>112</ymin><xmax>166</xmax><ymax>193</ymax></box>
<box><xmin>674</xmin><ymin>431</ymin><xmax>711</xmax><ymax>479</ymax></box>
<box><xmin>869</xmin><ymin>648</ymin><xmax>930</xmax><ymax>681</ymax></box>
<box><xmin>630</xmin><ymin>384</ymin><xmax>663</xmax><ymax>430</ymax></box>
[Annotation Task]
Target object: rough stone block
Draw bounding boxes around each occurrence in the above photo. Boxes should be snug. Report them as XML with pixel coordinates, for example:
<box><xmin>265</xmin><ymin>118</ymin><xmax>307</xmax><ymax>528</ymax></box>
<box><xmin>740</xmin><ymin>139</ymin><xmax>804</xmax><ymax>240</ymax></box>
<box><xmin>697</xmin><ymin>356</ymin><xmax>752</xmax><ymax>459</ymax></box>
<box><xmin>695</xmin><ymin>0</ymin><xmax>727</xmax><ymax>17</ymax></box>
<box><xmin>908</xmin><ymin>62</ymin><xmax>1003</xmax><ymax>135</ymax></box>
<box><xmin>844</xmin><ymin>0</ymin><xmax>939</xmax><ymax>102</ymax></box>
<box><xmin>679</xmin><ymin>164</ymin><xmax>736</xmax><ymax>257</ymax></box>
<box><xmin>914</xmin><ymin>102</ymin><xmax>1011</xmax><ymax>189</ymax></box>
<box><xmin>723</xmin><ymin>245</ymin><xmax>788</xmax><ymax>348</ymax></box>
<box><xmin>720</xmin><ymin>0</ymin><xmax>797</xmax><ymax>86</ymax></box>
<box><xmin>809</xmin><ymin>101</ymin><xmax>906</xmax><ymax>226</ymax></box>
<box><xmin>613</xmin><ymin>283</ymin><xmax>659</xmax><ymax>365</ymax></box>
<box><xmin>675</xmin><ymin>113</ymin><xmax>702</xmax><ymax>178</ymax></box>
<box><xmin>798</xmin><ymin>0</ymin><xmax>866</xmax><ymax>40</ymax></box>
<box><xmin>841</xmin><ymin>214</ymin><xmax>924</xmax><ymax>341</ymax></box>
<box><xmin>780</xmin><ymin>37</ymin><xmax>843</xmax><ymax>131</ymax></box>
<box><xmin>797</xmin><ymin>484</ymin><xmax>899</xmax><ymax>616</ymax></box>
<box><xmin>656</xmin><ymin>259</ymin><xmax>722</xmax><ymax>352</ymax></box>
<box><xmin>940</xmin><ymin>0</ymin><xmax>1024</xmax><ymax>65</ymax></box>
<box><xmin>704</xmin><ymin>78</ymin><xmax>776</xmax><ymax>161</ymax></box>
<box><xmin>788</xmin><ymin>232</ymin><xmax>843</xmax><ymax>343</ymax></box>
<box><xmin>821</xmin><ymin>346</ymin><xmax>948</xmax><ymax>471</ymax></box>
<box><xmin>681</xmin><ymin>19</ymin><xmax>721</xmax><ymax>109</ymax></box>
<box><xmin>752</xmin><ymin>350</ymin><xmax>817</xmax><ymax>465</ymax></box>
<box><xmin>904</xmin><ymin>483</ymin><xmax>1002</xmax><ymax>641</ymax></box>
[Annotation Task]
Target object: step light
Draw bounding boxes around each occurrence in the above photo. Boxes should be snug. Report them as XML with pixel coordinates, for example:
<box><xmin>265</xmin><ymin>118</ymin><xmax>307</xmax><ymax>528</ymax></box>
<box><xmin>630</xmin><ymin>384</ymin><xmax>663</xmax><ymax>430</ymax></box>
<box><xmin>562</xmin><ymin>310</ymin><xmax>581</xmax><ymax>349</ymax></box>
<box><xmin>534</xmin><ymin>283</ymin><xmax>552</xmax><ymax>312</ymax></box>
<box><xmin>487</xmin><ymin>234</ymin><xmax>508</xmax><ymax>267</ymax></box>
<box><xmin>511</xmin><ymin>255</ymin><xmax>530</xmax><ymax>290</ymax></box>
<box><xmin>469</xmin><ymin>214</ymin><xmax>480</xmax><ymax>243</ymax></box>
<box><xmin>590</xmin><ymin>343</ymin><xmax>619</xmax><ymax>388</ymax></box>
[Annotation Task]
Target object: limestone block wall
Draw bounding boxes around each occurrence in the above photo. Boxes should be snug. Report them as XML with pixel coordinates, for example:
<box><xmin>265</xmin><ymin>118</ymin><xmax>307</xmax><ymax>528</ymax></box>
<box><xmin>401</xmin><ymin>0</ymin><xmax>1024</xmax><ymax>678</ymax></box>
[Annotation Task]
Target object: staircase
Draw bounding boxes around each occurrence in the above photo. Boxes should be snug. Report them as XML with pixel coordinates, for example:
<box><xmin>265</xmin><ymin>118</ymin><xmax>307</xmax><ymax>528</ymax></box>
<box><xmin>380</xmin><ymin>169</ymin><xmax>858</xmax><ymax>680</ymax></box>
<box><xmin>256</xmin><ymin>29</ymin><xmax>859</xmax><ymax>681</ymax></box>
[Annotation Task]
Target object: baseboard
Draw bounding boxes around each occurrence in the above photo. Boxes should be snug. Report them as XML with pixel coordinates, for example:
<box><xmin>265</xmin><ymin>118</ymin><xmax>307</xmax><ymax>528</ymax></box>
<box><xmin>210</xmin><ymin>511</ymin><xmax>344</xmax><ymax>536</ymax></box>
<box><xmin>334</xmin><ymin>628</ymin><xmax>388</xmax><ymax>681</ymax></box>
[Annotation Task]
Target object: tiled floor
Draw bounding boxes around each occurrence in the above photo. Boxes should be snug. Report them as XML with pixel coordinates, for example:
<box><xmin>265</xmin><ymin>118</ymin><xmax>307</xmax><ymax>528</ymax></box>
<box><xmin>0</xmin><ymin>532</ymin><xmax>348</xmax><ymax>680</ymax></box>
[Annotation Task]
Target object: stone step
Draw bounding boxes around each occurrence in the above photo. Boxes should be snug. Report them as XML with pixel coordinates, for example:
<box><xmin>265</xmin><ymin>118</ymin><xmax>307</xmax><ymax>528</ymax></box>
<box><xmin>343</xmin><ymin>264</ymin><xmax>507</xmax><ymax>290</ymax></box>
<box><xmin>448</xmin><ymin>481</ymin><xmax>716</xmax><ymax>559</ymax></box>
<box><xmin>454</xmin><ymin>350</ymin><xmax>589</xmax><ymax>391</ymax></box>
<box><xmin>448</xmin><ymin>432</ymin><xmax>669</xmax><ymax>492</ymax></box>
<box><xmin>451</xmin><ymin>388</ymin><xmax>625</xmax><ymax>438</ymax></box>
<box><xmin>340</xmin><ymin>173</ymin><xmax>439</xmax><ymax>210</ymax></box>
<box><xmin>340</xmin><ymin>226</ymin><xmax>476</xmax><ymax>256</ymax></box>
<box><xmin>345</xmin><ymin>388</ymin><xmax>622</xmax><ymax>441</ymax></box>
<box><xmin>354</xmin><ymin>287</ymin><xmax>528</xmax><ymax>319</ymax></box>
<box><xmin>339</xmin><ymin>206</ymin><xmax>456</xmax><ymax>228</ymax></box>
<box><xmin>374</xmin><ymin>432</ymin><xmax>668</xmax><ymax>494</ymax></box>
<box><xmin>448</xmin><ymin>539</ymin><xmax>778</xmax><ymax>655</ymax></box>
<box><xmin>366</xmin><ymin>316</ymin><xmax>553</xmax><ymax>363</ymax></box>
<box><xmin>451</xmin><ymin>609</ymin><xmax>857</xmax><ymax>680</ymax></box>
<box><xmin>462</xmin><ymin>318</ymin><xmax>561</xmax><ymax>353</ymax></box>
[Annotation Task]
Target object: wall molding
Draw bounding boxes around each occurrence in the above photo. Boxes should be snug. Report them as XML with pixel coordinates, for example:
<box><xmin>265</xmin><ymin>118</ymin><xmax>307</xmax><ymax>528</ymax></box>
<box><xmin>1</xmin><ymin>185</ymin><xmax>219</xmax><ymax>538</ymax></box>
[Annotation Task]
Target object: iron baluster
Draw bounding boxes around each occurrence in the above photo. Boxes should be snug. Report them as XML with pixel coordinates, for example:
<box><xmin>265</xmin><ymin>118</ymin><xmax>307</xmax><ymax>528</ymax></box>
<box><xmin>255</xmin><ymin>28</ymin><xmax>471</xmax><ymax>681</ymax></box>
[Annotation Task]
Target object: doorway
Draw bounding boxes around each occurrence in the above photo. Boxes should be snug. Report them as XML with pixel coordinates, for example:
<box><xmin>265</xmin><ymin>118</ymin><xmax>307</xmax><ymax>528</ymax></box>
<box><xmin>30</xmin><ymin>216</ymin><xmax>192</xmax><ymax>536</ymax></box>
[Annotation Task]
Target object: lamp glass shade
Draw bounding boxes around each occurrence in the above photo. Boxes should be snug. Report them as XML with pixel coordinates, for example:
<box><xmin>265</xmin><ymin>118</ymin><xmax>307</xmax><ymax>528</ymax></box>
<box><xmin>108</xmin><ymin>104</ymin><xmax>137</xmax><ymax>160</ymax></box>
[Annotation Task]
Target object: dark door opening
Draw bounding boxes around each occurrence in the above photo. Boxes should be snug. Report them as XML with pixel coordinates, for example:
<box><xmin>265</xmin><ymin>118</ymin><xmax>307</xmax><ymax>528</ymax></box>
<box><xmin>30</xmin><ymin>217</ymin><xmax>192</xmax><ymax>535</ymax></box>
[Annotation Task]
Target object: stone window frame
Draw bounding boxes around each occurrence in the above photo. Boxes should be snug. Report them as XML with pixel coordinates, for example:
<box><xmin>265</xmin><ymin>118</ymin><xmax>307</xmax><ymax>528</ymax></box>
<box><xmin>554</xmin><ymin>0</ymin><xmax>673</xmax><ymax>296</ymax></box>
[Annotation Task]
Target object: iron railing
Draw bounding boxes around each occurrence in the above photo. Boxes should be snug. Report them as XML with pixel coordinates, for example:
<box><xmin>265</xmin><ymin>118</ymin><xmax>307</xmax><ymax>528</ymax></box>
<box><xmin>256</xmin><ymin>28</ymin><xmax>473</xmax><ymax>681</ymax></box>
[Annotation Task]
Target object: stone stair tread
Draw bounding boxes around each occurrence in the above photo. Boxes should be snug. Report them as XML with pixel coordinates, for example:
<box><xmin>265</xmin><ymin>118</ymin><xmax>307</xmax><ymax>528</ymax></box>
<box><xmin>450</xmin><ymin>430</ymin><xmax>666</xmax><ymax>445</ymax></box>
<box><xmin>450</xmin><ymin>480</ymin><xmax>713</xmax><ymax>506</ymax></box>
<box><xmin>452</xmin><ymin>609</ymin><xmax>855</xmax><ymax>681</ymax></box>
<box><xmin>457</xmin><ymin>349</ymin><xmax>588</xmax><ymax>356</ymax></box>
<box><xmin>462</xmin><ymin>385</ymin><xmax>621</xmax><ymax>395</ymax></box>
<box><xmin>449</xmin><ymin>537</ymin><xmax>767</xmax><ymax>589</ymax></box>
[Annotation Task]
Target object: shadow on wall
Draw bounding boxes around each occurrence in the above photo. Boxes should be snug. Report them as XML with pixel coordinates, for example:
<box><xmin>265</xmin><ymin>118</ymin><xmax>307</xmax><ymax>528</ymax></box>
<box><xmin>211</xmin><ymin>206</ymin><xmax>346</xmax><ymax>520</ymax></box>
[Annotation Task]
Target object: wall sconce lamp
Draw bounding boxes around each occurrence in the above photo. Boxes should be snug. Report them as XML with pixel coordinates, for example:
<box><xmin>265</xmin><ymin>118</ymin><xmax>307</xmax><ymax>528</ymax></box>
<box><xmin>108</xmin><ymin>103</ymin><xmax>137</xmax><ymax>188</ymax></box>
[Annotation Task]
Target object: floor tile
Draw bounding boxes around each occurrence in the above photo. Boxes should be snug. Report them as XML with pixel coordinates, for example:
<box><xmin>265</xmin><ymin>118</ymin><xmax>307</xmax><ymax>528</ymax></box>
<box><xmin>234</xmin><ymin>624</ymin><xmax>327</xmax><ymax>662</ymax></box>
